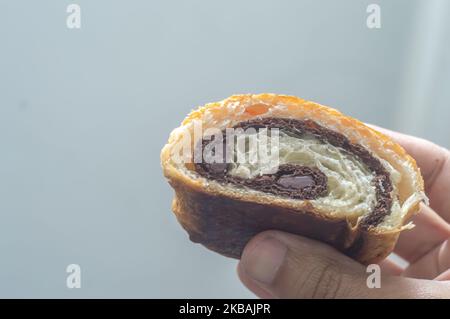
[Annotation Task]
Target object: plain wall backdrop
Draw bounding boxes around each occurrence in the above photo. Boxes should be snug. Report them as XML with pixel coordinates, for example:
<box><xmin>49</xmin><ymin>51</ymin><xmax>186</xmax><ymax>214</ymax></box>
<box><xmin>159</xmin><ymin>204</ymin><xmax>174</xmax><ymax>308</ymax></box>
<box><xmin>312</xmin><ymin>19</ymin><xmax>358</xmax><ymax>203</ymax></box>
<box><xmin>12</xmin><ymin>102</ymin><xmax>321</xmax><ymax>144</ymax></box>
<box><xmin>0</xmin><ymin>0</ymin><xmax>449</xmax><ymax>297</ymax></box>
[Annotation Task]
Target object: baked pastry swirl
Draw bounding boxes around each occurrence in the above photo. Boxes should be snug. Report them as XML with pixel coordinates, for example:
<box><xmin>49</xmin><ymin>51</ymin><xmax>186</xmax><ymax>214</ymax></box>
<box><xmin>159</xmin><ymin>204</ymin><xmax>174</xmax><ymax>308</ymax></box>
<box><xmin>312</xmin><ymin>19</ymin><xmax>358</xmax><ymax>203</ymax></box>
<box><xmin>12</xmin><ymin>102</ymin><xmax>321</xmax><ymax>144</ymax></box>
<box><xmin>161</xmin><ymin>94</ymin><xmax>427</xmax><ymax>264</ymax></box>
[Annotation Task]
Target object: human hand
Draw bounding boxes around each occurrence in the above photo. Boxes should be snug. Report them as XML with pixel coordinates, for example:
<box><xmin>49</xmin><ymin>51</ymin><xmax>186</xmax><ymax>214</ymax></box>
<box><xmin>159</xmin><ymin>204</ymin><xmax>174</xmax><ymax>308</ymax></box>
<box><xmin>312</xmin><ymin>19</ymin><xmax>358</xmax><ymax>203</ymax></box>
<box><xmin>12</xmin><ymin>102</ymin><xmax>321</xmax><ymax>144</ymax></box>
<box><xmin>237</xmin><ymin>127</ymin><xmax>450</xmax><ymax>298</ymax></box>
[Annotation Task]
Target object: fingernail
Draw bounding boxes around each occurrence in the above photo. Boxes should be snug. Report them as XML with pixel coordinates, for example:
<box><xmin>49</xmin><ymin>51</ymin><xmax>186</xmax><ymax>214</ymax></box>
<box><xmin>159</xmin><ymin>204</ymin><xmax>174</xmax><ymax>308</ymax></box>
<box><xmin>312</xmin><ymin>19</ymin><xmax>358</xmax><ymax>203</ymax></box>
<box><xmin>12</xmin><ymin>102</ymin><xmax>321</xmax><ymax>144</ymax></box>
<box><xmin>240</xmin><ymin>236</ymin><xmax>287</xmax><ymax>285</ymax></box>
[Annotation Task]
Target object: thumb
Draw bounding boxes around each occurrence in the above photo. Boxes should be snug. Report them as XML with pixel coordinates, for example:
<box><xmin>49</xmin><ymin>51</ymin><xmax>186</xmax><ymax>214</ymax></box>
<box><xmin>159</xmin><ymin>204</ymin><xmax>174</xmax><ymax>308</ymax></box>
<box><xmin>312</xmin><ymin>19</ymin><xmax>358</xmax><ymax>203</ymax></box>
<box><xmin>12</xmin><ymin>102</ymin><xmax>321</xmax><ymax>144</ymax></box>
<box><xmin>237</xmin><ymin>230</ymin><xmax>446</xmax><ymax>298</ymax></box>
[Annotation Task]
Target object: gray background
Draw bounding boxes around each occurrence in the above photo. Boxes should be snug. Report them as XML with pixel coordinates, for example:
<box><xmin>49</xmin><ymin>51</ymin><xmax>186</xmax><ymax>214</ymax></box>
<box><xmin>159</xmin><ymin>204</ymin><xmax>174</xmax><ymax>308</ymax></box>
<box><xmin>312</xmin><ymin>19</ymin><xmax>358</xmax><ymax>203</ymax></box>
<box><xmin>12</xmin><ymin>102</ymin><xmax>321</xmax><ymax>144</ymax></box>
<box><xmin>0</xmin><ymin>0</ymin><xmax>449</xmax><ymax>298</ymax></box>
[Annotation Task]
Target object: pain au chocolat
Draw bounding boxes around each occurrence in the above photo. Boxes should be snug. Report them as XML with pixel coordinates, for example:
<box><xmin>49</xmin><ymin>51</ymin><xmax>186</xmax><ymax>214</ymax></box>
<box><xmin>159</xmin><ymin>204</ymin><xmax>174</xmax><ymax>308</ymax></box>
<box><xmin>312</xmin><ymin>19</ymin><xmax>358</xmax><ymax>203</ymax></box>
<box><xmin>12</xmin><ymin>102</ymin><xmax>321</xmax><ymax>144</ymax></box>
<box><xmin>161</xmin><ymin>94</ymin><xmax>427</xmax><ymax>264</ymax></box>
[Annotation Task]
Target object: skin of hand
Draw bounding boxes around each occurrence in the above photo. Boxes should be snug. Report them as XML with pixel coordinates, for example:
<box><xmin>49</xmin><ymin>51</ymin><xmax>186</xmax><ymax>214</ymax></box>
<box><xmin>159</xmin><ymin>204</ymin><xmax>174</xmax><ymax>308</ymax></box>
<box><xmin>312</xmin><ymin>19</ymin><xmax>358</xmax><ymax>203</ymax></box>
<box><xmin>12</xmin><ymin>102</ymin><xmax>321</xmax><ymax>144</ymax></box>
<box><xmin>237</xmin><ymin>126</ymin><xmax>450</xmax><ymax>298</ymax></box>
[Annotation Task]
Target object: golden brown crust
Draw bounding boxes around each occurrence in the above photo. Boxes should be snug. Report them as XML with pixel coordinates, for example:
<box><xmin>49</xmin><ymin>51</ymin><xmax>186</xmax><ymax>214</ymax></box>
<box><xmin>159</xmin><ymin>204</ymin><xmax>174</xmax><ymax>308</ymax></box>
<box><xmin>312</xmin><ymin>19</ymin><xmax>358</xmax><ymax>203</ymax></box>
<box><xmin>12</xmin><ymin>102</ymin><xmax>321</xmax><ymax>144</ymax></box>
<box><xmin>169</xmin><ymin>175</ymin><xmax>400</xmax><ymax>264</ymax></box>
<box><xmin>161</xmin><ymin>94</ymin><xmax>425</xmax><ymax>264</ymax></box>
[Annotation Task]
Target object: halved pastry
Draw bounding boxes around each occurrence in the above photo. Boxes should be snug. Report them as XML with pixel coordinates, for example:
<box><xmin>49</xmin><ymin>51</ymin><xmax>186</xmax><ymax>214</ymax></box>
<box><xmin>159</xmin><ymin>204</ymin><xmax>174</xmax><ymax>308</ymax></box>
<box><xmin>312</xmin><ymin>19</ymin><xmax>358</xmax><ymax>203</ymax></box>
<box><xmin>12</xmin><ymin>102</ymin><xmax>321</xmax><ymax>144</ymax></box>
<box><xmin>161</xmin><ymin>94</ymin><xmax>427</xmax><ymax>264</ymax></box>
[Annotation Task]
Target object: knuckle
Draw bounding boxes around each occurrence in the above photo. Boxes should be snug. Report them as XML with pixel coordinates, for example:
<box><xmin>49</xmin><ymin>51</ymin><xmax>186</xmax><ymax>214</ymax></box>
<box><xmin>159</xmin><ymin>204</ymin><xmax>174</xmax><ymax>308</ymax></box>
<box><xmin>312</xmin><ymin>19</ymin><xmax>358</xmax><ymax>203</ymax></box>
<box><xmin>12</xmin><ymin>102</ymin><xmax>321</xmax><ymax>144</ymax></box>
<box><xmin>297</xmin><ymin>257</ymin><xmax>348</xmax><ymax>299</ymax></box>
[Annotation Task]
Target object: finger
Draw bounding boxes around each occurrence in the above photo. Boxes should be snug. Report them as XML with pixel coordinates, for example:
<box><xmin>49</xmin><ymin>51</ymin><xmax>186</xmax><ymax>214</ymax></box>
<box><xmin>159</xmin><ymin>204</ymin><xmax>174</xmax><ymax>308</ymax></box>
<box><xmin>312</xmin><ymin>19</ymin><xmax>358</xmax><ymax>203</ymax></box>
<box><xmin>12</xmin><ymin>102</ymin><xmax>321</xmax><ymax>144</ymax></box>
<box><xmin>367</xmin><ymin>124</ymin><xmax>450</xmax><ymax>221</ymax></box>
<box><xmin>238</xmin><ymin>230</ymin><xmax>450</xmax><ymax>298</ymax></box>
<box><xmin>379</xmin><ymin>257</ymin><xmax>404</xmax><ymax>276</ymax></box>
<box><xmin>394</xmin><ymin>204</ymin><xmax>450</xmax><ymax>262</ymax></box>
<box><xmin>435</xmin><ymin>268</ymin><xmax>450</xmax><ymax>281</ymax></box>
<box><xmin>366</xmin><ymin>126</ymin><xmax>450</xmax><ymax>264</ymax></box>
<box><xmin>237</xmin><ymin>264</ymin><xmax>274</xmax><ymax>299</ymax></box>
<box><xmin>403</xmin><ymin>238</ymin><xmax>450</xmax><ymax>280</ymax></box>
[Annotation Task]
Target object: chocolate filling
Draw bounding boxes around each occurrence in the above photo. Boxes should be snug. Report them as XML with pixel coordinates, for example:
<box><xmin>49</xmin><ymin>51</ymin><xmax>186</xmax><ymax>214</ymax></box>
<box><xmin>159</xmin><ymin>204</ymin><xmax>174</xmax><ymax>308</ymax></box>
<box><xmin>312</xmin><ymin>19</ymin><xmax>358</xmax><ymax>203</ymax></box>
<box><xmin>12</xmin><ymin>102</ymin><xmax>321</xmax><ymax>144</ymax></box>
<box><xmin>197</xmin><ymin>162</ymin><xmax>328</xmax><ymax>200</ymax></box>
<box><xmin>194</xmin><ymin>118</ymin><xmax>393</xmax><ymax>228</ymax></box>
